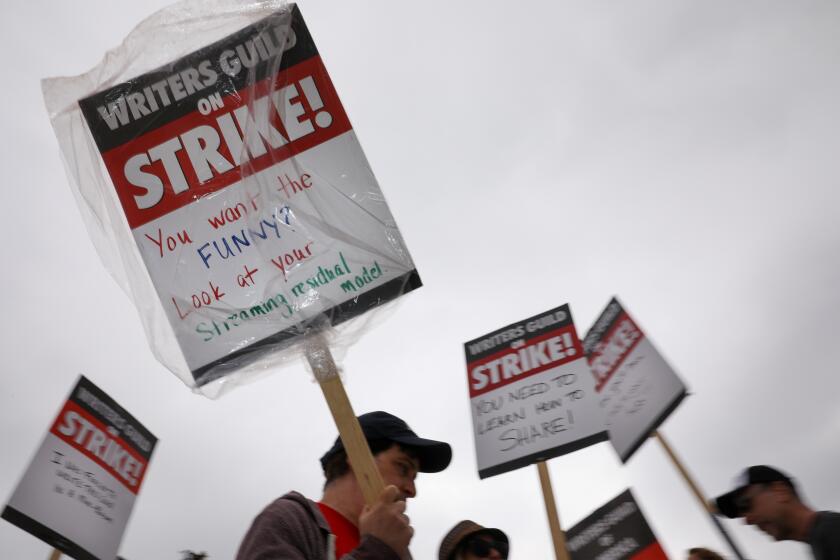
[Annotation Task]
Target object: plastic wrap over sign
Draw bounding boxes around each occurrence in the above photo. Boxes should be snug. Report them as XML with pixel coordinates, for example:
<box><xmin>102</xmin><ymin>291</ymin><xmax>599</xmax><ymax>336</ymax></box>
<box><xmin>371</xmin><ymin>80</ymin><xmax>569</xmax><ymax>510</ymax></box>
<box><xmin>42</xmin><ymin>1</ymin><xmax>421</xmax><ymax>393</ymax></box>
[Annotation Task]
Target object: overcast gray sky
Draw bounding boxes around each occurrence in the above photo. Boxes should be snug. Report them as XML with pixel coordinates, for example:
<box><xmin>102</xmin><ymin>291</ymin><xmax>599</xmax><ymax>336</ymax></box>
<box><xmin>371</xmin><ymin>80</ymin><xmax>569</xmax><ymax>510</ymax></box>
<box><xmin>3</xmin><ymin>1</ymin><xmax>840</xmax><ymax>559</ymax></box>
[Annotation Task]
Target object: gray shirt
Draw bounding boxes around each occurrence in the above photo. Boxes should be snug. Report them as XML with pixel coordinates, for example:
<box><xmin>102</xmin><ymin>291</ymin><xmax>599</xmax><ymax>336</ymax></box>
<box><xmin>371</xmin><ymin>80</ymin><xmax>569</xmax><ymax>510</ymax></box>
<box><xmin>807</xmin><ymin>511</ymin><xmax>840</xmax><ymax>560</ymax></box>
<box><xmin>236</xmin><ymin>491</ymin><xmax>399</xmax><ymax>560</ymax></box>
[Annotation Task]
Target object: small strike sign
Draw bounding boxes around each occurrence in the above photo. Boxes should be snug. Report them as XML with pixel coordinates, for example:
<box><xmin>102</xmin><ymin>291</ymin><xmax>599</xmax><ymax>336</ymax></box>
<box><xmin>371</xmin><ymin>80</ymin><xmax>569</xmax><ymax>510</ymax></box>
<box><xmin>464</xmin><ymin>304</ymin><xmax>607</xmax><ymax>479</ymax></box>
<box><xmin>3</xmin><ymin>376</ymin><xmax>156</xmax><ymax>560</ymax></box>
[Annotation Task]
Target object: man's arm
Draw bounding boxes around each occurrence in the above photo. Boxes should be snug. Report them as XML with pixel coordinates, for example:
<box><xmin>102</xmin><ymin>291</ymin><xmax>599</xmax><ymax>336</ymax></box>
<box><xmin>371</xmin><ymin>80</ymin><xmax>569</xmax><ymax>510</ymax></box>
<box><xmin>342</xmin><ymin>535</ymin><xmax>402</xmax><ymax>560</ymax></box>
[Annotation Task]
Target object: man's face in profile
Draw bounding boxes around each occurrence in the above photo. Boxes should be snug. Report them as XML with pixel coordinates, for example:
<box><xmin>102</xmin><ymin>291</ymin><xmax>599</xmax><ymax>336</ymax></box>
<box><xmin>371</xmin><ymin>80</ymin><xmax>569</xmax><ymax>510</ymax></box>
<box><xmin>738</xmin><ymin>482</ymin><xmax>793</xmax><ymax>541</ymax></box>
<box><xmin>375</xmin><ymin>445</ymin><xmax>419</xmax><ymax>501</ymax></box>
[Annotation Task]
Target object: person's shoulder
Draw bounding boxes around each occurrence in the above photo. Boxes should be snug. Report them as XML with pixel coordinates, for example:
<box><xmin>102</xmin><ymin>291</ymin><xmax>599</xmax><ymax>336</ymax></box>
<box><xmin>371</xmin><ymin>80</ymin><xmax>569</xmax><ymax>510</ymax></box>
<box><xmin>236</xmin><ymin>492</ymin><xmax>326</xmax><ymax>560</ymax></box>
<box><xmin>816</xmin><ymin>510</ymin><xmax>840</xmax><ymax>524</ymax></box>
<box><xmin>810</xmin><ymin>511</ymin><xmax>840</xmax><ymax>560</ymax></box>
<box><xmin>243</xmin><ymin>491</ymin><xmax>327</xmax><ymax>543</ymax></box>
<box><xmin>257</xmin><ymin>491</ymin><xmax>318</xmax><ymax>522</ymax></box>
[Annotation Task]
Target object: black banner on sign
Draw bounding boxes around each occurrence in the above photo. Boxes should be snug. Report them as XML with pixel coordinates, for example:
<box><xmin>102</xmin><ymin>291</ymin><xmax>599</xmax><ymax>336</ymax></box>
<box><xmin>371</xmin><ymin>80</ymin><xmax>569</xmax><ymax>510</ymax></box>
<box><xmin>79</xmin><ymin>5</ymin><xmax>318</xmax><ymax>152</ymax></box>
<box><xmin>464</xmin><ymin>304</ymin><xmax>574</xmax><ymax>362</ymax></box>
<box><xmin>566</xmin><ymin>489</ymin><xmax>667</xmax><ymax>560</ymax></box>
<box><xmin>1</xmin><ymin>507</ymin><xmax>98</xmax><ymax>560</ymax></box>
<box><xmin>69</xmin><ymin>376</ymin><xmax>157</xmax><ymax>461</ymax></box>
<box><xmin>582</xmin><ymin>297</ymin><xmax>624</xmax><ymax>357</ymax></box>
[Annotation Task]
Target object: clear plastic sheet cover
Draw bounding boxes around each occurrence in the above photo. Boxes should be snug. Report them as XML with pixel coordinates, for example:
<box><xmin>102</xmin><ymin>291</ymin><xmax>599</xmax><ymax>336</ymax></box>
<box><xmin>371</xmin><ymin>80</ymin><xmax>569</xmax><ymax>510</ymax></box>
<box><xmin>41</xmin><ymin>0</ymin><xmax>421</xmax><ymax>398</ymax></box>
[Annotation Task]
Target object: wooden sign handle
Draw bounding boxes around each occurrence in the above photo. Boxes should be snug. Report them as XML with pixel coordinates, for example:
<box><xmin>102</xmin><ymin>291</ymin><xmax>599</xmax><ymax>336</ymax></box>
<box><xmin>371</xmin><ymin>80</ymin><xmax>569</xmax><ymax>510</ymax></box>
<box><xmin>653</xmin><ymin>431</ymin><xmax>709</xmax><ymax>511</ymax></box>
<box><xmin>537</xmin><ymin>461</ymin><xmax>571</xmax><ymax>560</ymax></box>
<box><xmin>654</xmin><ymin>430</ymin><xmax>748</xmax><ymax>560</ymax></box>
<box><xmin>305</xmin><ymin>332</ymin><xmax>385</xmax><ymax>506</ymax></box>
<box><xmin>49</xmin><ymin>549</ymin><xmax>62</xmax><ymax>560</ymax></box>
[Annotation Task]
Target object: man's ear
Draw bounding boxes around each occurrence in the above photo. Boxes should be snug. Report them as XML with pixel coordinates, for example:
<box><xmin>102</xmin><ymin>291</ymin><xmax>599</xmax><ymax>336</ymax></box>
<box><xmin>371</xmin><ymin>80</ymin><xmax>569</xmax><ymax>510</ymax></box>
<box><xmin>771</xmin><ymin>481</ymin><xmax>794</xmax><ymax>502</ymax></box>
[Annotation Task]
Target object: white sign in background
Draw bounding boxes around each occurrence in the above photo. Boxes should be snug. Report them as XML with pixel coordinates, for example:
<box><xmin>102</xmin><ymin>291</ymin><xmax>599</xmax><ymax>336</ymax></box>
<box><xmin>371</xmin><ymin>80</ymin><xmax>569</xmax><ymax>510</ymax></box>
<box><xmin>584</xmin><ymin>298</ymin><xmax>687</xmax><ymax>462</ymax></box>
<box><xmin>3</xmin><ymin>376</ymin><xmax>155</xmax><ymax>560</ymax></box>
<box><xmin>7</xmin><ymin>437</ymin><xmax>136</xmax><ymax>560</ymax></box>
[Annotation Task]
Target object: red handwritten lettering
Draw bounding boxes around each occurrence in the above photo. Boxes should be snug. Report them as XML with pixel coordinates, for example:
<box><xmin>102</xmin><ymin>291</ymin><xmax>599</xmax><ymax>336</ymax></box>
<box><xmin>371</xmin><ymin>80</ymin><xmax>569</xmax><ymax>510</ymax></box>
<box><xmin>270</xmin><ymin>242</ymin><xmax>314</xmax><ymax>280</ymax></box>
<box><xmin>144</xmin><ymin>228</ymin><xmax>193</xmax><ymax>257</ymax></box>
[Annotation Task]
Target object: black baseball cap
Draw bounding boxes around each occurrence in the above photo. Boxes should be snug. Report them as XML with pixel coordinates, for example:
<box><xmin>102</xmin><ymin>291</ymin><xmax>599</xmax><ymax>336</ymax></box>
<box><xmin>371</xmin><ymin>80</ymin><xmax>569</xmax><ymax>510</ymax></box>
<box><xmin>320</xmin><ymin>411</ymin><xmax>452</xmax><ymax>473</ymax></box>
<box><xmin>714</xmin><ymin>465</ymin><xmax>794</xmax><ymax>518</ymax></box>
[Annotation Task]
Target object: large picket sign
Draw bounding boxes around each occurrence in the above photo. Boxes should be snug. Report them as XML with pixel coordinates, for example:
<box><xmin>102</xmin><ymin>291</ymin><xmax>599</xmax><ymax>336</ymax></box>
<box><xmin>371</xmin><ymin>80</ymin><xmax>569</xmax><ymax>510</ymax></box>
<box><xmin>566</xmin><ymin>489</ymin><xmax>667</xmax><ymax>560</ymax></box>
<box><xmin>583</xmin><ymin>298</ymin><xmax>687</xmax><ymax>462</ymax></box>
<box><xmin>78</xmin><ymin>4</ymin><xmax>420</xmax><ymax>385</ymax></box>
<box><xmin>464</xmin><ymin>305</ymin><xmax>607</xmax><ymax>479</ymax></box>
<box><xmin>2</xmin><ymin>376</ymin><xmax>156</xmax><ymax>560</ymax></box>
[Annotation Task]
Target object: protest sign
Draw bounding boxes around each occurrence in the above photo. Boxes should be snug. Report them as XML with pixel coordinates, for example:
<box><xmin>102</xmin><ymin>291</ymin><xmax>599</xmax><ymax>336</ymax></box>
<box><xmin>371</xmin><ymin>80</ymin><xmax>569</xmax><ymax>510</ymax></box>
<box><xmin>583</xmin><ymin>302</ymin><xmax>745</xmax><ymax>558</ymax></box>
<box><xmin>583</xmin><ymin>298</ymin><xmax>687</xmax><ymax>462</ymax></box>
<box><xmin>464</xmin><ymin>304</ymin><xmax>607</xmax><ymax>479</ymax></box>
<box><xmin>63</xmin><ymin>2</ymin><xmax>424</xmax><ymax>507</ymax></box>
<box><xmin>77</xmin><ymin>4</ymin><xmax>421</xmax><ymax>387</ymax></box>
<box><xmin>566</xmin><ymin>489</ymin><xmax>667</xmax><ymax>560</ymax></box>
<box><xmin>3</xmin><ymin>376</ymin><xmax>156</xmax><ymax>560</ymax></box>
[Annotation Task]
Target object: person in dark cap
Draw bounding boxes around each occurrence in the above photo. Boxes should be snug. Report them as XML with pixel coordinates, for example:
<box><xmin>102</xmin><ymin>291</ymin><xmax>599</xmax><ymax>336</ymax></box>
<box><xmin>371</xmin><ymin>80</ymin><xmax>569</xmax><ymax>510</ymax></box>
<box><xmin>237</xmin><ymin>411</ymin><xmax>452</xmax><ymax>560</ymax></box>
<box><xmin>713</xmin><ymin>465</ymin><xmax>840</xmax><ymax>560</ymax></box>
<box><xmin>438</xmin><ymin>520</ymin><xmax>509</xmax><ymax>560</ymax></box>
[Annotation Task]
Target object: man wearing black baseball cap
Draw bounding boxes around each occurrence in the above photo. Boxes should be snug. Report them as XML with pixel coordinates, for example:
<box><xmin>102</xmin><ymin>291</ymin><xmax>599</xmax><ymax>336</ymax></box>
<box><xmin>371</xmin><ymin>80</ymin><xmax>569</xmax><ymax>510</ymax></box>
<box><xmin>713</xmin><ymin>465</ymin><xmax>840</xmax><ymax>560</ymax></box>
<box><xmin>237</xmin><ymin>411</ymin><xmax>452</xmax><ymax>560</ymax></box>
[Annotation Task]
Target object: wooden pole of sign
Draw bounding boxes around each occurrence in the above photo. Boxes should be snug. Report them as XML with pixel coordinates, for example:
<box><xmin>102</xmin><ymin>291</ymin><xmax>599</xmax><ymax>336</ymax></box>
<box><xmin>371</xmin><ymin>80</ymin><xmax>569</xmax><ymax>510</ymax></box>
<box><xmin>305</xmin><ymin>332</ymin><xmax>385</xmax><ymax>507</ymax></box>
<box><xmin>49</xmin><ymin>549</ymin><xmax>62</xmax><ymax>560</ymax></box>
<box><xmin>537</xmin><ymin>461</ymin><xmax>571</xmax><ymax>560</ymax></box>
<box><xmin>654</xmin><ymin>430</ymin><xmax>748</xmax><ymax>560</ymax></box>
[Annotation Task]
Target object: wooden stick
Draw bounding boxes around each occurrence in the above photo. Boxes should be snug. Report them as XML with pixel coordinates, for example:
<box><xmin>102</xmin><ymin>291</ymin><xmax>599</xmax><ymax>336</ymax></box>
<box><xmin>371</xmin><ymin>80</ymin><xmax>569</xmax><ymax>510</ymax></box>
<box><xmin>537</xmin><ymin>461</ymin><xmax>571</xmax><ymax>560</ymax></box>
<box><xmin>305</xmin><ymin>332</ymin><xmax>384</xmax><ymax>506</ymax></box>
<box><xmin>654</xmin><ymin>430</ymin><xmax>748</xmax><ymax>560</ymax></box>
<box><xmin>49</xmin><ymin>549</ymin><xmax>62</xmax><ymax>560</ymax></box>
<box><xmin>653</xmin><ymin>431</ymin><xmax>709</xmax><ymax>511</ymax></box>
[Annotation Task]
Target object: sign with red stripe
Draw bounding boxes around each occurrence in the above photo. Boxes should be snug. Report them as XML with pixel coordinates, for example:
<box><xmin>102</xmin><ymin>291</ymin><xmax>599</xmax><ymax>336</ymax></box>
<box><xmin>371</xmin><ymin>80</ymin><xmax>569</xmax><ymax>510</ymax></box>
<box><xmin>3</xmin><ymin>376</ymin><xmax>157</xmax><ymax>560</ymax></box>
<box><xmin>98</xmin><ymin>56</ymin><xmax>351</xmax><ymax>230</ymax></box>
<box><xmin>49</xmin><ymin>401</ymin><xmax>150</xmax><ymax>495</ymax></box>
<box><xmin>583</xmin><ymin>298</ymin><xmax>687</xmax><ymax>462</ymax></box>
<box><xmin>464</xmin><ymin>305</ymin><xmax>607</xmax><ymax>479</ymax></box>
<box><xmin>77</xmin><ymin>4</ymin><xmax>421</xmax><ymax>385</ymax></box>
<box><xmin>566</xmin><ymin>489</ymin><xmax>668</xmax><ymax>560</ymax></box>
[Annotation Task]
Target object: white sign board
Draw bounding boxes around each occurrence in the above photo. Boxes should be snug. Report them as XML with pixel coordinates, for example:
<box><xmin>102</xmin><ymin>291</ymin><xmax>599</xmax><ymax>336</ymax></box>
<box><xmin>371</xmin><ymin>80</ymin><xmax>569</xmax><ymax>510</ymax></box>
<box><xmin>464</xmin><ymin>305</ymin><xmax>608</xmax><ymax>479</ymax></box>
<box><xmin>77</xmin><ymin>5</ymin><xmax>420</xmax><ymax>386</ymax></box>
<box><xmin>2</xmin><ymin>376</ymin><xmax>156</xmax><ymax>560</ymax></box>
<box><xmin>583</xmin><ymin>298</ymin><xmax>687</xmax><ymax>462</ymax></box>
